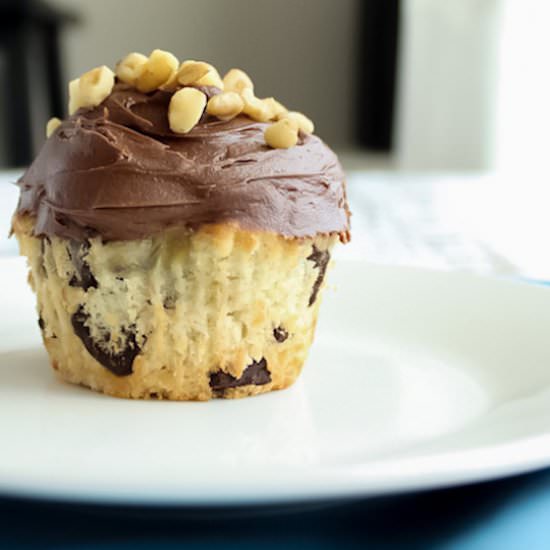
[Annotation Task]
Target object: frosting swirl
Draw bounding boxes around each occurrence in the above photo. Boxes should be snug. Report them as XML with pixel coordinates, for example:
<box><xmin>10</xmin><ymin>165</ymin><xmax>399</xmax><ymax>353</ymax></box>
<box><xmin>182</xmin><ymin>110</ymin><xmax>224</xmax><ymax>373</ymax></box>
<box><xmin>16</xmin><ymin>84</ymin><xmax>350</xmax><ymax>241</ymax></box>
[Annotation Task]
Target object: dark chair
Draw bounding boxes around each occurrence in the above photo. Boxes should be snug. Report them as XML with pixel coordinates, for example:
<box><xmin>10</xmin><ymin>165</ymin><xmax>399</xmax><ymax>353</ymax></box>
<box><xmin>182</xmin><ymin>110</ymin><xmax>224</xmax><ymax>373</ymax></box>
<box><xmin>0</xmin><ymin>0</ymin><xmax>78</xmax><ymax>167</ymax></box>
<box><xmin>357</xmin><ymin>0</ymin><xmax>400</xmax><ymax>152</ymax></box>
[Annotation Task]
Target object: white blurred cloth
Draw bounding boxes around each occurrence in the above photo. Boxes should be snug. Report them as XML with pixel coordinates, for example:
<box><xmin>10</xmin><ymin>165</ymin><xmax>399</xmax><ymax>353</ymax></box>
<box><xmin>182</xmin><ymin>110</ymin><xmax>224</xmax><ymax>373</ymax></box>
<box><xmin>2</xmin><ymin>171</ymin><xmax>549</xmax><ymax>280</ymax></box>
<box><xmin>395</xmin><ymin>0</ymin><xmax>501</xmax><ymax>171</ymax></box>
<box><xmin>0</xmin><ymin>171</ymin><xmax>22</xmax><ymax>257</ymax></box>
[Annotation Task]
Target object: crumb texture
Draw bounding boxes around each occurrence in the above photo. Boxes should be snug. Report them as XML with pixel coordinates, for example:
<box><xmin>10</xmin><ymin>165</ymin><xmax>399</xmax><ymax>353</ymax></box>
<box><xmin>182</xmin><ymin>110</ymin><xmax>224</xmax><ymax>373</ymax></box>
<box><xmin>13</xmin><ymin>214</ymin><xmax>336</xmax><ymax>400</ymax></box>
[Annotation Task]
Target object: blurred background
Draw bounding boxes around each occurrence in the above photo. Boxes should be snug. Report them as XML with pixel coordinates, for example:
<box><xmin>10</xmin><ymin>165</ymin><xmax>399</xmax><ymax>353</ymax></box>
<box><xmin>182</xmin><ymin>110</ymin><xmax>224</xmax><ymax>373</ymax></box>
<box><xmin>3</xmin><ymin>0</ymin><xmax>550</xmax><ymax>274</ymax></box>
<box><xmin>2</xmin><ymin>0</ymin><xmax>547</xmax><ymax>174</ymax></box>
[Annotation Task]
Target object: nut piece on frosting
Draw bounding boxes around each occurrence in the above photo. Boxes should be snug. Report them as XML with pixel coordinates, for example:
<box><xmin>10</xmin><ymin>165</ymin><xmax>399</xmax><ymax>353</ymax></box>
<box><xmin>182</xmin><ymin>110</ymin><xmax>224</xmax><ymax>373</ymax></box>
<box><xmin>68</xmin><ymin>66</ymin><xmax>115</xmax><ymax>115</ymax></box>
<box><xmin>206</xmin><ymin>92</ymin><xmax>244</xmax><ymax>121</ymax></box>
<box><xmin>168</xmin><ymin>87</ymin><xmax>207</xmax><ymax>133</ymax></box>
<box><xmin>136</xmin><ymin>49</ymin><xmax>179</xmax><ymax>93</ymax></box>
<box><xmin>176</xmin><ymin>61</ymin><xmax>212</xmax><ymax>85</ymax></box>
<box><xmin>46</xmin><ymin>117</ymin><xmax>61</xmax><ymax>138</ymax></box>
<box><xmin>280</xmin><ymin>111</ymin><xmax>314</xmax><ymax>134</ymax></box>
<box><xmin>197</xmin><ymin>65</ymin><xmax>224</xmax><ymax>89</ymax></box>
<box><xmin>264</xmin><ymin>118</ymin><xmax>299</xmax><ymax>149</ymax></box>
<box><xmin>63</xmin><ymin>50</ymin><xmax>315</xmax><ymax>149</ymax></box>
<box><xmin>177</xmin><ymin>60</ymin><xmax>224</xmax><ymax>89</ymax></box>
<box><xmin>68</xmin><ymin>78</ymin><xmax>80</xmax><ymax>115</ymax></box>
<box><xmin>115</xmin><ymin>52</ymin><xmax>148</xmax><ymax>85</ymax></box>
<box><xmin>79</xmin><ymin>66</ymin><xmax>115</xmax><ymax>105</ymax></box>
<box><xmin>241</xmin><ymin>89</ymin><xmax>273</xmax><ymax>122</ymax></box>
<box><xmin>263</xmin><ymin>97</ymin><xmax>287</xmax><ymax>120</ymax></box>
<box><xmin>223</xmin><ymin>68</ymin><xmax>254</xmax><ymax>94</ymax></box>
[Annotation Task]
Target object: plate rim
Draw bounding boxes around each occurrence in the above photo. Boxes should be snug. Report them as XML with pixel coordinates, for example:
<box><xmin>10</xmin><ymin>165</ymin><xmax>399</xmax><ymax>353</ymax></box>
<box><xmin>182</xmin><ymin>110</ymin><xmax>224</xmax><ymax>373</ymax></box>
<box><xmin>2</xmin><ymin>258</ymin><xmax>550</xmax><ymax>506</ymax></box>
<box><xmin>1</xmin><ymin>432</ymin><xmax>550</xmax><ymax>506</ymax></box>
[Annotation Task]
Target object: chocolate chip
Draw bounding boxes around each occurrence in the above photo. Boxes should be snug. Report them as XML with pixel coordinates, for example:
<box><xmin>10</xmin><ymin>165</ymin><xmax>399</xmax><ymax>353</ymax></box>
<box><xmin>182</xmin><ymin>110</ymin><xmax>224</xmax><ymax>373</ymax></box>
<box><xmin>40</xmin><ymin>236</ymin><xmax>51</xmax><ymax>256</ymax></box>
<box><xmin>209</xmin><ymin>358</ymin><xmax>271</xmax><ymax>392</ymax></box>
<box><xmin>38</xmin><ymin>316</ymin><xmax>57</xmax><ymax>339</ymax></box>
<box><xmin>71</xmin><ymin>306</ymin><xmax>143</xmax><ymax>376</ymax></box>
<box><xmin>163</xmin><ymin>295</ymin><xmax>176</xmax><ymax>310</ymax></box>
<box><xmin>39</xmin><ymin>238</ymin><xmax>48</xmax><ymax>277</ymax></box>
<box><xmin>67</xmin><ymin>240</ymin><xmax>98</xmax><ymax>291</ymax></box>
<box><xmin>273</xmin><ymin>326</ymin><xmax>288</xmax><ymax>342</ymax></box>
<box><xmin>307</xmin><ymin>245</ymin><xmax>330</xmax><ymax>306</ymax></box>
<box><xmin>148</xmin><ymin>390</ymin><xmax>169</xmax><ymax>399</ymax></box>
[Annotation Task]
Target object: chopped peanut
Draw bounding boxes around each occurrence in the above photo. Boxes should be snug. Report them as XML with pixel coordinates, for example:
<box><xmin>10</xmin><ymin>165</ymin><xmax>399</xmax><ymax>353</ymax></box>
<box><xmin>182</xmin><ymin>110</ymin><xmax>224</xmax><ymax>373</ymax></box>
<box><xmin>177</xmin><ymin>61</ymin><xmax>212</xmax><ymax>85</ymax></box>
<box><xmin>115</xmin><ymin>52</ymin><xmax>148</xmax><ymax>85</ymax></box>
<box><xmin>136</xmin><ymin>49</ymin><xmax>179</xmax><ymax>93</ymax></box>
<box><xmin>241</xmin><ymin>89</ymin><xmax>272</xmax><ymax>122</ymax></box>
<box><xmin>264</xmin><ymin>118</ymin><xmax>299</xmax><ymax>149</ymax></box>
<box><xmin>168</xmin><ymin>87</ymin><xmax>207</xmax><ymax>133</ymax></box>
<box><xmin>177</xmin><ymin>60</ymin><xmax>223</xmax><ymax>88</ymax></box>
<box><xmin>263</xmin><ymin>97</ymin><xmax>287</xmax><ymax>120</ymax></box>
<box><xmin>64</xmin><ymin>52</ymin><xmax>316</xmax><ymax>144</ymax></box>
<box><xmin>78</xmin><ymin>65</ymin><xmax>115</xmax><ymax>108</ymax></box>
<box><xmin>46</xmin><ymin>117</ymin><xmax>61</xmax><ymax>137</ymax></box>
<box><xmin>68</xmin><ymin>66</ymin><xmax>114</xmax><ymax>114</ymax></box>
<box><xmin>68</xmin><ymin>78</ymin><xmax>81</xmax><ymax>115</ymax></box>
<box><xmin>223</xmin><ymin>68</ymin><xmax>254</xmax><ymax>94</ymax></box>
<box><xmin>206</xmin><ymin>92</ymin><xmax>244</xmax><ymax>121</ymax></box>
<box><xmin>196</xmin><ymin>64</ymin><xmax>224</xmax><ymax>89</ymax></box>
<box><xmin>280</xmin><ymin>111</ymin><xmax>314</xmax><ymax>134</ymax></box>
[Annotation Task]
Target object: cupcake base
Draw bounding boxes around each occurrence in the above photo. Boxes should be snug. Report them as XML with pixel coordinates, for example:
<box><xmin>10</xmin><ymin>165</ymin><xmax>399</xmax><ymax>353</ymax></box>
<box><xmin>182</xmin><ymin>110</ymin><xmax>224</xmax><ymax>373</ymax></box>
<box><xmin>13</xmin><ymin>215</ymin><xmax>336</xmax><ymax>400</ymax></box>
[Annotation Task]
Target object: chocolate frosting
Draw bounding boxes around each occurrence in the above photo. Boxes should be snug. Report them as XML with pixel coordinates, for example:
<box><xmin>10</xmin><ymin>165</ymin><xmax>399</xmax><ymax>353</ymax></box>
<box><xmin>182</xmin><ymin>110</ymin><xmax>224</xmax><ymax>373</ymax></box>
<box><xmin>16</xmin><ymin>83</ymin><xmax>350</xmax><ymax>241</ymax></box>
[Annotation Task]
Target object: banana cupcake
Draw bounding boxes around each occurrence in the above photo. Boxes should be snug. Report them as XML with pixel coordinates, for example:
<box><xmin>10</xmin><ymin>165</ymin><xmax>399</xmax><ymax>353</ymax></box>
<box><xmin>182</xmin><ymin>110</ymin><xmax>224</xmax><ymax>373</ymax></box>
<box><xmin>12</xmin><ymin>50</ymin><xmax>350</xmax><ymax>400</ymax></box>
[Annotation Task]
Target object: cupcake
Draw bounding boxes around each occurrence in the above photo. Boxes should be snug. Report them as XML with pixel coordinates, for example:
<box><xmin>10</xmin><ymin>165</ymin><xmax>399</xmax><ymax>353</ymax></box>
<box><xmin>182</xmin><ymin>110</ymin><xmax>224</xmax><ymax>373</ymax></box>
<box><xmin>12</xmin><ymin>50</ymin><xmax>350</xmax><ymax>400</ymax></box>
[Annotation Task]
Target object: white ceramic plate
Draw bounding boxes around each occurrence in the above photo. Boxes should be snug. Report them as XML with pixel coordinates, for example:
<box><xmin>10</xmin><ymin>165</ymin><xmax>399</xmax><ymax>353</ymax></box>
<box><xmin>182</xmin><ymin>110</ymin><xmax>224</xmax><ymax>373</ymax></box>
<box><xmin>1</xmin><ymin>257</ymin><xmax>550</xmax><ymax>506</ymax></box>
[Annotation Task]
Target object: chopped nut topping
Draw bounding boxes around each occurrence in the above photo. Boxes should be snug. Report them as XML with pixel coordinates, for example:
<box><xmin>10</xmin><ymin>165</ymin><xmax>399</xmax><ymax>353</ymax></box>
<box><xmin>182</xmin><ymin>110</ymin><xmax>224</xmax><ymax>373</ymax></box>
<box><xmin>79</xmin><ymin>66</ymin><xmax>115</xmax><ymax>107</ymax></box>
<box><xmin>46</xmin><ymin>117</ymin><xmax>61</xmax><ymax>137</ymax></box>
<box><xmin>68</xmin><ymin>66</ymin><xmax>114</xmax><ymax>114</ymax></box>
<box><xmin>241</xmin><ymin>89</ymin><xmax>272</xmax><ymax>122</ymax></box>
<box><xmin>115</xmin><ymin>52</ymin><xmax>148</xmax><ymax>86</ymax></box>
<box><xmin>68</xmin><ymin>78</ymin><xmax>81</xmax><ymax>115</ymax></box>
<box><xmin>177</xmin><ymin>60</ymin><xmax>223</xmax><ymax>88</ymax></box>
<box><xmin>136</xmin><ymin>49</ymin><xmax>179</xmax><ymax>93</ymax></box>
<box><xmin>206</xmin><ymin>92</ymin><xmax>244</xmax><ymax>121</ymax></box>
<box><xmin>177</xmin><ymin>60</ymin><xmax>212</xmax><ymax>86</ymax></box>
<box><xmin>168</xmin><ymin>87</ymin><xmax>207</xmax><ymax>133</ymax></box>
<box><xmin>195</xmin><ymin>63</ymin><xmax>224</xmax><ymax>89</ymax></box>
<box><xmin>280</xmin><ymin>111</ymin><xmax>314</xmax><ymax>134</ymax></box>
<box><xmin>64</xmin><ymin>53</ymin><xmax>316</xmax><ymax>149</ymax></box>
<box><xmin>159</xmin><ymin>72</ymin><xmax>179</xmax><ymax>92</ymax></box>
<box><xmin>263</xmin><ymin>97</ymin><xmax>288</xmax><ymax>120</ymax></box>
<box><xmin>223</xmin><ymin>68</ymin><xmax>254</xmax><ymax>94</ymax></box>
<box><xmin>264</xmin><ymin>118</ymin><xmax>299</xmax><ymax>149</ymax></box>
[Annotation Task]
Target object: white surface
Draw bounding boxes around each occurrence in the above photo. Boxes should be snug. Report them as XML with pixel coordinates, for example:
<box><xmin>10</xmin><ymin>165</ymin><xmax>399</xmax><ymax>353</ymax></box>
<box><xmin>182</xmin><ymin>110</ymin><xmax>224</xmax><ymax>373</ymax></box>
<box><xmin>2</xmin><ymin>257</ymin><xmax>550</xmax><ymax>505</ymax></box>
<box><xmin>341</xmin><ymin>172</ymin><xmax>550</xmax><ymax>281</ymax></box>
<box><xmin>396</xmin><ymin>0</ymin><xmax>501</xmax><ymax>170</ymax></box>
<box><xmin>495</xmin><ymin>1</ymin><xmax>550</xmax><ymax>172</ymax></box>
<box><xmin>0</xmin><ymin>171</ymin><xmax>20</xmax><ymax>258</ymax></box>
